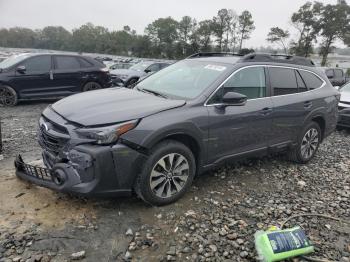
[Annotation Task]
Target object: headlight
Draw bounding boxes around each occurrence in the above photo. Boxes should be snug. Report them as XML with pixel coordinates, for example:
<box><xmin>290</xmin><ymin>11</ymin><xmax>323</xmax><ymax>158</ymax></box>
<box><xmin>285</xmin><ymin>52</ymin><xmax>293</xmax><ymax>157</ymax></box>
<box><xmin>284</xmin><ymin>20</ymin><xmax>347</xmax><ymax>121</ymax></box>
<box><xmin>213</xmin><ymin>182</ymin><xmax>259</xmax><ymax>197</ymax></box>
<box><xmin>116</xmin><ymin>74</ymin><xmax>129</xmax><ymax>80</ymax></box>
<box><xmin>75</xmin><ymin>120</ymin><xmax>138</xmax><ymax>145</ymax></box>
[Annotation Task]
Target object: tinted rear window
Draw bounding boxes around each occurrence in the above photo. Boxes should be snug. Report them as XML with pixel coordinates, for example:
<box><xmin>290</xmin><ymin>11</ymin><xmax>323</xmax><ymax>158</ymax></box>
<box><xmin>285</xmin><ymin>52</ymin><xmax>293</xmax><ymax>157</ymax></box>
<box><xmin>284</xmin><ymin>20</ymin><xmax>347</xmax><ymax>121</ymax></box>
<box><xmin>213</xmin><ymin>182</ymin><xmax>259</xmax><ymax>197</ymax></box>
<box><xmin>269</xmin><ymin>68</ymin><xmax>298</xmax><ymax>96</ymax></box>
<box><xmin>334</xmin><ymin>69</ymin><xmax>343</xmax><ymax>78</ymax></box>
<box><xmin>79</xmin><ymin>58</ymin><xmax>94</xmax><ymax>68</ymax></box>
<box><xmin>299</xmin><ymin>70</ymin><xmax>323</xmax><ymax>90</ymax></box>
<box><xmin>55</xmin><ymin>56</ymin><xmax>81</xmax><ymax>70</ymax></box>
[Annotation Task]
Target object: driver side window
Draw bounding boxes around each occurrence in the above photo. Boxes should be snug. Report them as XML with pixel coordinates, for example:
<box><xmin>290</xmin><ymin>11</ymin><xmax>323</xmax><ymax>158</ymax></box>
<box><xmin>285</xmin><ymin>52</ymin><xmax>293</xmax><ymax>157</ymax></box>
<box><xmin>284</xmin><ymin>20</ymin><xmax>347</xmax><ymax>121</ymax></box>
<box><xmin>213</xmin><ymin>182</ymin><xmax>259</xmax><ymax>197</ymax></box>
<box><xmin>210</xmin><ymin>67</ymin><xmax>266</xmax><ymax>104</ymax></box>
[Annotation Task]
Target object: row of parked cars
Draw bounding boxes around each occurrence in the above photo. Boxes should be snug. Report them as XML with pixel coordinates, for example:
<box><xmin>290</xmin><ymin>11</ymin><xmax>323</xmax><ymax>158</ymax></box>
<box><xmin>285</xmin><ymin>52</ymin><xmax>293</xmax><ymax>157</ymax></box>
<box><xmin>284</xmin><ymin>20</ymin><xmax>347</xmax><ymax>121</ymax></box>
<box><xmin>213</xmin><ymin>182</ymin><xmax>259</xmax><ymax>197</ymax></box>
<box><xmin>0</xmin><ymin>51</ymin><xmax>346</xmax><ymax>206</ymax></box>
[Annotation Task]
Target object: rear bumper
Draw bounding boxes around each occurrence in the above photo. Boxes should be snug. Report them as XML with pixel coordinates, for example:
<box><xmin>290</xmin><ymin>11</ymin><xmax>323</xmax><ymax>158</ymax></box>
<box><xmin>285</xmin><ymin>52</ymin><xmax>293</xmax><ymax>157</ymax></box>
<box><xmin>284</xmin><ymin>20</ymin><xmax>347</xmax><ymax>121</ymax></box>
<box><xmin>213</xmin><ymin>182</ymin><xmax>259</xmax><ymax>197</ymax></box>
<box><xmin>15</xmin><ymin>142</ymin><xmax>147</xmax><ymax>197</ymax></box>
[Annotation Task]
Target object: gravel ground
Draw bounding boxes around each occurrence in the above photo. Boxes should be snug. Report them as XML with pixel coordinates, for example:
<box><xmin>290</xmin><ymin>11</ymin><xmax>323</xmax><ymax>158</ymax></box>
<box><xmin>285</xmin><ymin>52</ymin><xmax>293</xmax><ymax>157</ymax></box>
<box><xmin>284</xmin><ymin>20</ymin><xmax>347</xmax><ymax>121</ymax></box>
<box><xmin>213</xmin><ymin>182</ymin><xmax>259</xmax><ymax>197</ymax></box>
<box><xmin>0</xmin><ymin>102</ymin><xmax>349</xmax><ymax>262</ymax></box>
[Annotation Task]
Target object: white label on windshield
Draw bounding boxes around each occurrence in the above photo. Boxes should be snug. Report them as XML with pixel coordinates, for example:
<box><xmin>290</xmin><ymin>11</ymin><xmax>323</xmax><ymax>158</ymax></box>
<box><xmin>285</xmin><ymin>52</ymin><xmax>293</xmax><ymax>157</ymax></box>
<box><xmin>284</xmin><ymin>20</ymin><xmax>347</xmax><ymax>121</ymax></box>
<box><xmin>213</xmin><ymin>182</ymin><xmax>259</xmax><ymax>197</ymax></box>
<box><xmin>205</xmin><ymin>64</ymin><xmax>226</xmax><ymax>71</ymax></box>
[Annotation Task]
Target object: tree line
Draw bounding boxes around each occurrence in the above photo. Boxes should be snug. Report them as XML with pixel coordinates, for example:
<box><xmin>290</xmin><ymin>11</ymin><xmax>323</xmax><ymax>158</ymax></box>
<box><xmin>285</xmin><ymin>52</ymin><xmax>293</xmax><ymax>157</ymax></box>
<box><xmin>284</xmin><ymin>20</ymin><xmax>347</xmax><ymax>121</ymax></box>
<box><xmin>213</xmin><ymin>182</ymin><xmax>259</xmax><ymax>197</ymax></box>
<box><xmin>267</xmin><ymin>0</ymin><xmax>350</xmax><ymax>66</ymax></box>
<box><xmin>0</xmin><ymin>1</ymin><xmax>349</xmax><ymax>66</ymax></box>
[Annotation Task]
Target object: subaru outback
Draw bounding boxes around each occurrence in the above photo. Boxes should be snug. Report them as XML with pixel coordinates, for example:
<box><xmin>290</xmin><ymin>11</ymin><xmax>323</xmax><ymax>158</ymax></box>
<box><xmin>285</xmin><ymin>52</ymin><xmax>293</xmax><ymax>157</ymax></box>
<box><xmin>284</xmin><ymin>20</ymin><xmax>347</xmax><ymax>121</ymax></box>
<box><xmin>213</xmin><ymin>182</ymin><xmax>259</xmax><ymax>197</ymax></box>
<box><xmin>15</xmin><ymin>53</ymin><xmax>339</xmax><ymax>206</ymax></box>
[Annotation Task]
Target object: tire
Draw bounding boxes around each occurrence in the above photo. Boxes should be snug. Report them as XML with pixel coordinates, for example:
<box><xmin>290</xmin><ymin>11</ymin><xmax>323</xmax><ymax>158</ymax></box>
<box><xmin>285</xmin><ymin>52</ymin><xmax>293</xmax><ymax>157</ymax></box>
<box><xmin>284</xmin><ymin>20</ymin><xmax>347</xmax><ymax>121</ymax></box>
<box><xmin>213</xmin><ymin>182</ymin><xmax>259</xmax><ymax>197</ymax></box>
<box><xmin>288</xmin><ymin>121</ymin><xmax>322</xmax><ymax>164</ymax></box>
<box><xmin>82</xmin><ymin>82</ymin><xmax>102</xmax><ymax>92</ymax></box>
<box><xmin>135</xmin><ymin>140</ymin><xmax>196</xmax><ymax>206</ymax></box>
<box><xmin>126</xmin><ymin>78</ymin><xmax>138</xmax><ymax>88</ymax></box>
<box><xmin>0</xmin><ymin>85</ymin><xmax>18</xmax><ymax>106</ymax></box>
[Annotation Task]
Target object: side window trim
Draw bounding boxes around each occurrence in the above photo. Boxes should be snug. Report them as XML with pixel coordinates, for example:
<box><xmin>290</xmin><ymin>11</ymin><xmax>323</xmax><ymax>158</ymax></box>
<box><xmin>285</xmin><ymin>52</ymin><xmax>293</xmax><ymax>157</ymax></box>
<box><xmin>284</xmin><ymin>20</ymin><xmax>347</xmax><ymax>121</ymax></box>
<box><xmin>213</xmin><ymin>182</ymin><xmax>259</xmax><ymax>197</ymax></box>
<box><xmin>205</xmin><ymin>65</ymin><xmax>268</xmax><ymax>106</ymax></box>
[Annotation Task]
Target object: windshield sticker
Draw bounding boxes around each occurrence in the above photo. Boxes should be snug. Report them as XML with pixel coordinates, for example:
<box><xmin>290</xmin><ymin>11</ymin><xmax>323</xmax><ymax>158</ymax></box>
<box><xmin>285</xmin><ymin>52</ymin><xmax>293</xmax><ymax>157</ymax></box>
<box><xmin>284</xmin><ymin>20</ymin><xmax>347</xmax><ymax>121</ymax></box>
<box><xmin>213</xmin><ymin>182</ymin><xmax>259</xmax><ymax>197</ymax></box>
<box><xmin>205</xmin><ymin>65</ymin><xmax>226</xmax><ymax>71</ymax></box>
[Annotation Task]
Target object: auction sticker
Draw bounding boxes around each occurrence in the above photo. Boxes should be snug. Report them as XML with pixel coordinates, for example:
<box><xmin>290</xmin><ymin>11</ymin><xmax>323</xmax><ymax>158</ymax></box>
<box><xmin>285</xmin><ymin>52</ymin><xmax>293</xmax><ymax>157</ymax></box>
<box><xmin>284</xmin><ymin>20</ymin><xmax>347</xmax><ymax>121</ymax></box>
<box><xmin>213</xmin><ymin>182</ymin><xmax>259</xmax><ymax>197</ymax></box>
<box><xmin>204</xmin><ymin>64</ymin><xmax>226</xmax><ymax>71</ymax></box>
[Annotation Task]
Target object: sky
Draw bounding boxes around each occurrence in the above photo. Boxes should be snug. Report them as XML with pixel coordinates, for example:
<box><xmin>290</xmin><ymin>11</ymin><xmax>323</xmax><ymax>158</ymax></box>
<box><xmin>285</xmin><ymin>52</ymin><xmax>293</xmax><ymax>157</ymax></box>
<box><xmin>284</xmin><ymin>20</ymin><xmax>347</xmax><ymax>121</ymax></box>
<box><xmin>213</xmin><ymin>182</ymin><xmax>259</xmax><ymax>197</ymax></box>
<box><xmin>0</xmin><ymin>0</ymin><xmax>340</xmax><ymax>48</ymax></box>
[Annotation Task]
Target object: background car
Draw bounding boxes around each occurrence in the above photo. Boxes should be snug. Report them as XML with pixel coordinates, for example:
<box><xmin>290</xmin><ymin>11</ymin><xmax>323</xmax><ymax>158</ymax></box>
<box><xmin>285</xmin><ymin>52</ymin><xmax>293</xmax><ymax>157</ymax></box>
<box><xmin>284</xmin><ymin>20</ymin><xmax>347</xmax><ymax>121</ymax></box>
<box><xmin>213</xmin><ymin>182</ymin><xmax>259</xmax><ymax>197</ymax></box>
<box><xmin>0</xmin><ymin>53</ymin><xmax>112</xmax><ymax>106</ymax></box>
<box><xmin>323</xmin><ymin>67</ymin><xmax>348</xmax><ymax>87</ymax></box>
<box><xmin>338</xmin><ymin>82</ymin><xmax>350</xmax><ymax>129</ymax></box>
<box><xmin>110</xmin><ymin>61</ymin><xmax>171</xmax><ymax>87</ymax></box>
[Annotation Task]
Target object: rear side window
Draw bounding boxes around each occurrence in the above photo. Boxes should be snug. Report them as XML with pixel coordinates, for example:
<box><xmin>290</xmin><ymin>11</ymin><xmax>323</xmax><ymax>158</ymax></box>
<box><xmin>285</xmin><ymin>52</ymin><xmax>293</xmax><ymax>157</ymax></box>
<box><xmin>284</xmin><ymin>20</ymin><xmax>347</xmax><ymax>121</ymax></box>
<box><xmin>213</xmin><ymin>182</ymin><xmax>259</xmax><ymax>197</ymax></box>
<box><xmin>79</xmin><ymin>58</ymin><xmax>93</xmax><ymax>68</ymax></box>
<box><xmin>334</xmin><ymin>69</ymin><xmax>343</xmax><ymax>78</ymax></box>
<box><xmin>22</xmin><ymin>55</ymin><xmax>51</xmax><ymax>73</ymax></box>
<box><xmin>55</xmin><ymin>56</ymin><xmax>81</xmax><ymax>70</ymax></box>
<box><xmin>299</xmin><ymin>70</ymin><xmax>323</xmax><ymax>90</ymax></box>
<box><xmin>269</xmin><ymin>68</ymin><xmax>298</xmax><ymax>96</ymax></box>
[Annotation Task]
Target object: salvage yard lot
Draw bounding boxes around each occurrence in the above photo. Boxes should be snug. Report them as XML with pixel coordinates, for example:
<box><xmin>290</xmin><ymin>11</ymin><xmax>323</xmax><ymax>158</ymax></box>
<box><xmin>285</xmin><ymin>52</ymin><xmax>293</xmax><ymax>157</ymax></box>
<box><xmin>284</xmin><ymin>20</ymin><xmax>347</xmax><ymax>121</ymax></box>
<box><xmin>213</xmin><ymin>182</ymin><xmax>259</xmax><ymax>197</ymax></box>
<box><xmin>0</xmin><ymin>102</ymin><xmax>349</xmax><ymax>261</ymax></box>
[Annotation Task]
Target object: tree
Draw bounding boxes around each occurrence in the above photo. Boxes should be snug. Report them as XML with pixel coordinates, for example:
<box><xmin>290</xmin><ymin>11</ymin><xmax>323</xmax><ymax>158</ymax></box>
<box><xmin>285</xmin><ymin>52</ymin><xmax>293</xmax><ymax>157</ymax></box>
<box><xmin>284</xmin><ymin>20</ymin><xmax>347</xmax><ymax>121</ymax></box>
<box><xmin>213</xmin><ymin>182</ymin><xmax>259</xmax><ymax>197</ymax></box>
<box><xmin>290</xmin><ymin>1</ymin><xmax>323</xmax><ymax>57</ymax></box>
<box><xmin>238</xmin><ymin>10</ymin><xmax>255</xmax><ymax>51</ymax></box>
<box><xmin>38</xmin><ymin>26</ymin><xmax>72</xmax><ymax>50</ymax></box>
<box><xmin>196</xmin><ymin>20</ymin><xmax>213</xmax><ymax>52</ymax></box>
<box><xmin>266</xmin><ymin>27</ymin><xmax>290</xmax><ymax>54</ymax></box>
<box><xmin>318</xmin><ymin>1</ymin><xmax>350</xmax><ymax>66</ymax></box>
<box><xmin>211</xmin><ymin>9</ymin><xmax>233</xmax><ymax>51</ymax></box>
<box><xmin>178</xmin><ymin>16</ymin><xmax>197</xmax><ymax>56</ymax></box>
<box><xmin>145</xmin><ymin>17</ymin><xmax>179</xmax><ymax>58</ymax></box>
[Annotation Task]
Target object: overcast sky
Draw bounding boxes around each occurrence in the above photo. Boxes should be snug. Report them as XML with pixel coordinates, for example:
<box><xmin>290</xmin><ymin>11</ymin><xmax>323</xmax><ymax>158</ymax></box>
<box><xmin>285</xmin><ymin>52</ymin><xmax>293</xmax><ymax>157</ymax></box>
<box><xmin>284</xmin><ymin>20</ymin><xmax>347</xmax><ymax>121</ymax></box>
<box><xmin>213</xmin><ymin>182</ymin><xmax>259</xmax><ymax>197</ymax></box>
<box><xmin>0</xmin><ymin>0</ymin><xmax>340</xmax><ymax>48</ymax></box>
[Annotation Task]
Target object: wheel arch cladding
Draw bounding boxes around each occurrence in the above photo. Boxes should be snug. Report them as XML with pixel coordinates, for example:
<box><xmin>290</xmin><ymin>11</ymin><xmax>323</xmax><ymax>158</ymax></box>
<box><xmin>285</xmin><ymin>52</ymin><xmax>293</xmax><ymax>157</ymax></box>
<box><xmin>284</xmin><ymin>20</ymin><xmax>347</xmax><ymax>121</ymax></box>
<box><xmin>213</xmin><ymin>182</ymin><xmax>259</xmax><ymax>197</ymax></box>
<box><xmin>311</xmin><ymin>116</ymin><xmax>326</xmax><ymax>141</ymax></box>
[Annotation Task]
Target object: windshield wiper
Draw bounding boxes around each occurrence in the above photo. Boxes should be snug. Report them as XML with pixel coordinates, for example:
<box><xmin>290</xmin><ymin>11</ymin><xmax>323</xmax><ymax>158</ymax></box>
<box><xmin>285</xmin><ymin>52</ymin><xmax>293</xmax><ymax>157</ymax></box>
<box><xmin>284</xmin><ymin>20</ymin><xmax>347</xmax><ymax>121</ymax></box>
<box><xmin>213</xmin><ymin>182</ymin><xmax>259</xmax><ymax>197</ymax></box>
<box><xmin>139</xmin><ymin>88</ymin><xmax>168</xmax><ymax>99</ymax></box>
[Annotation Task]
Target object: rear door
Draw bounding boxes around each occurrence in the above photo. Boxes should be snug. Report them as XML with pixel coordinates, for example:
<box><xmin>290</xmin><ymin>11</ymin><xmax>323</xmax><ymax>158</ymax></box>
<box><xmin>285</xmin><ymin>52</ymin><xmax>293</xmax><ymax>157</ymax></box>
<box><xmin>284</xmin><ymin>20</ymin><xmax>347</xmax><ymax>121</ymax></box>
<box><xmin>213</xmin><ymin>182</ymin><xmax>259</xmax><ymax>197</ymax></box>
<box><xmin>51</xmin><ymin>55</ymin><xmax>83</xmax><ymax>95</ymax></box>
<box><xmin>206</xmin><ymin>66</ymin><xmax>274</xmax><ymax>164</ymax></box>
<box><xmin>268</xmin><ymin>66</ymin><xmax>322</xmax><ymax>145</ymax></box>
<box><xmin>12</xmin><ymin>55</ymin><xmax>53</xmax><ymax>98</ymax></box>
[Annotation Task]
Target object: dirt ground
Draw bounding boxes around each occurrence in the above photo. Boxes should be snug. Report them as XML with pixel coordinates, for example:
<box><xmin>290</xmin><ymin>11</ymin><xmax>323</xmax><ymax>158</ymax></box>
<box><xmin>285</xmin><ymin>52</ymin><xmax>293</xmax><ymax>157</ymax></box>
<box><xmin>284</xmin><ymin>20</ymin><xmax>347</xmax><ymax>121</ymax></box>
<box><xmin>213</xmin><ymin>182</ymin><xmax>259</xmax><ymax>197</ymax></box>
<box><xmin>0</xmin><ymin>101</ymin><xmax>349</xmax><ymax>262</ymax></box>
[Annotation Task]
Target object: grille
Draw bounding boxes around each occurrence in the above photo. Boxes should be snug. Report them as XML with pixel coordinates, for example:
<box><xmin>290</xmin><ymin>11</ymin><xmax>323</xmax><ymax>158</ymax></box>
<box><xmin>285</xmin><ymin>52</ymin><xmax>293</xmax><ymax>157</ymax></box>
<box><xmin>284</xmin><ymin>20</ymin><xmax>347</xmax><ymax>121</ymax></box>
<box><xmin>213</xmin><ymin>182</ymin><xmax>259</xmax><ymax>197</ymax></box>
<box><xmin>15</xmin><ymin>154</ymin><xmax>52</xmax><ymax>182</ymax></box>
<box><xmin>38</xmin><ymin>118</ymin><xmax>69</xmax><ymax>155</ymax></box>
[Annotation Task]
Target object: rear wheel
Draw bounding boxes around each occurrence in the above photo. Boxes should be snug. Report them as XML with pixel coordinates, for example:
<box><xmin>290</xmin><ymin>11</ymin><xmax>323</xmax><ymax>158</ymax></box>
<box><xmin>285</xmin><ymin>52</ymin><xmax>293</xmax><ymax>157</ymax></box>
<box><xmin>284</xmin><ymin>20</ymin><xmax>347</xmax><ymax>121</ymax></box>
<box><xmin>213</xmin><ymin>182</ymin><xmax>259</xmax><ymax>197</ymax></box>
<box><xmin>135</xmin><ymin>140</ymin><xmax>196</xmax><ymax>206</ymax></box>
<box><xmin>0</xmin><ymin>85</ymin><xmax>18</xmax><ymax>106</ymax></box>
<box><xmin>288</xmin><ymin>122</ymin><xmax>321</xmax><ymax>163</ymax></box>
<box><xmin>82</xmin><ymin>82</ymin><xmax>102</xmax><ymax>92</ymax></box>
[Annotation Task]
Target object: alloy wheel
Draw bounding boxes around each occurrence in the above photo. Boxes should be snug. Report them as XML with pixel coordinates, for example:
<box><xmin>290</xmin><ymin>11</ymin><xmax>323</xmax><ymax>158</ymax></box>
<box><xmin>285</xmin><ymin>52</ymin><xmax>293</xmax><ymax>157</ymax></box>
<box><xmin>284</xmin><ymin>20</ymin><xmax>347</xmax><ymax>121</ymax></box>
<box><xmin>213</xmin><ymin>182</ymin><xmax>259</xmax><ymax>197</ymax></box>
<box><xmin>0</xmin><ymin>87</ymin><xmax>16</xmax><ymax>106</ymax></box>
<box><xmin>84</xmin><ymin>82</ymin><xmax>100</xmax><ymax>91</ymax></box>
<box><xmin>149</xmin><ymin>153</ymin><xmax>190</xmax><ymax>198</ymax></box>
<box><xmin>300</xmin><ymin>128</ymin><xmax>319</xmax><ymax>159</ymax></box>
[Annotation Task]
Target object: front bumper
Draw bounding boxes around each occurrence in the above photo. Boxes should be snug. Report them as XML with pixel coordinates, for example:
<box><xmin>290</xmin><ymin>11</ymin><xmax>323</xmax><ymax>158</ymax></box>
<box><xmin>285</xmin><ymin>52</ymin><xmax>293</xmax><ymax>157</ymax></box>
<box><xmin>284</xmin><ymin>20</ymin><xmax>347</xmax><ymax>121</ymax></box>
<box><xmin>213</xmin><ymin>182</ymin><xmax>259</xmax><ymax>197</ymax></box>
<box><xmin>15</xmin><ymin>142</ymin><xmax>147</xmax><ymax>197</ymax></box>
<box><xmin>338</xmin><ymin>107</ymin><xmax>350</xmax><ymax>128</ymax></box>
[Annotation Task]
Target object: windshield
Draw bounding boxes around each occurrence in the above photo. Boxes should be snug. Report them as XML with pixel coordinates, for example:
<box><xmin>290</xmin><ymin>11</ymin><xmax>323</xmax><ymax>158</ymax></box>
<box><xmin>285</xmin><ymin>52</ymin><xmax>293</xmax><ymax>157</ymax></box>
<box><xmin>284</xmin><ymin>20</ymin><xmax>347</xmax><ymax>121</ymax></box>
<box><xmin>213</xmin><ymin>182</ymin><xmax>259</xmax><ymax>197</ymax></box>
<box><xmin>340</xmin><ymin>82</ymin><xmax>350</xmax><ymax>92</ymax></box>
<box><xmin>0</xmin><ymin>53</ymin><xmax>32</xmax><ymax>69</ymax></box>
<box><xmin>136</xmin><ymin>60</ymin><xmax>230</xmax><ymax>99</ymax></box>
<box><xmin>130</xmin><ymin>62</ymin><xmax>152</xmax><ymax>72</ymax></box>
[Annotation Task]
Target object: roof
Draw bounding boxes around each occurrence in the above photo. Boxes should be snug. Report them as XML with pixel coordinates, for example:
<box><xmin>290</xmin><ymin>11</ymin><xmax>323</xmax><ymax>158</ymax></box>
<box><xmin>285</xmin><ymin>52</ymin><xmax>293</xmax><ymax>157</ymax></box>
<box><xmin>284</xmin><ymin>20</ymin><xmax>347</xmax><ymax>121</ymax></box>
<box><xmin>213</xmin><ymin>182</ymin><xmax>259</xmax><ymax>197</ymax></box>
<box><xmin>187</xmin><ymin>52</ymin><xmax>315</xmax><ymax>67</ymax></box>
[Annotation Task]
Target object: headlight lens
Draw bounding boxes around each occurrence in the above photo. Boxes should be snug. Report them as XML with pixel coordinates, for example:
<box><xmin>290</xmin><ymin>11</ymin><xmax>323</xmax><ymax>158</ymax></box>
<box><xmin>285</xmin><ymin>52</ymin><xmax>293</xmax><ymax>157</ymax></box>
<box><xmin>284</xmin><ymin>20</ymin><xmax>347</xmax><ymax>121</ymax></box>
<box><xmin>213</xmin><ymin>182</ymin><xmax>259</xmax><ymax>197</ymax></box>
<box><xmin>76</xmin><ymin>120</ymin><xmax>138</xmax><ymax>145</ymax></box>
<box><xmin>116</xmin><ymin>74</ymin><xmax>128</xmax><ymax>80</ymax></box>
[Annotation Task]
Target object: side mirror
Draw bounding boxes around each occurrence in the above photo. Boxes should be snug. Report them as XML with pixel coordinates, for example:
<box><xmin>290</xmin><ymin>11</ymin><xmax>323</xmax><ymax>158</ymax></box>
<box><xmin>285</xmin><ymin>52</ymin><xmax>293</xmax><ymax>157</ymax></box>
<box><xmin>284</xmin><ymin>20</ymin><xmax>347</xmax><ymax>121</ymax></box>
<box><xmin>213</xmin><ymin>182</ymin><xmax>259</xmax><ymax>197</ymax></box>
<box><xmin>220</xmin><ymin>92</ymin><xmax>247</xmax><ymax>107</ymax></box>
<box><xmin>16</xmin><ymin>65</ymin><xmax>26</xmax><ymax>73</ymax></box>
<box><xmin>144</xmin><ymin>69</ymin><xmax>151</xmax><ymax>73</ymax></box>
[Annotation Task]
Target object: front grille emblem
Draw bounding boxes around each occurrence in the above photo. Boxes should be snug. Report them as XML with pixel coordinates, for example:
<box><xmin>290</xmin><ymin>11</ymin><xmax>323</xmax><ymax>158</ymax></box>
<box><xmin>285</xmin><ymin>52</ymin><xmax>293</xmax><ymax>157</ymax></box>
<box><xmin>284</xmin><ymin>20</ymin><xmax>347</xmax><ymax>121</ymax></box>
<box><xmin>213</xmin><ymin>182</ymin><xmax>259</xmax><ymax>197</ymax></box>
<box><xmin>41</xmin><ymin>122</ymin><xmax>49</xmax><ymax>131</ymax></box>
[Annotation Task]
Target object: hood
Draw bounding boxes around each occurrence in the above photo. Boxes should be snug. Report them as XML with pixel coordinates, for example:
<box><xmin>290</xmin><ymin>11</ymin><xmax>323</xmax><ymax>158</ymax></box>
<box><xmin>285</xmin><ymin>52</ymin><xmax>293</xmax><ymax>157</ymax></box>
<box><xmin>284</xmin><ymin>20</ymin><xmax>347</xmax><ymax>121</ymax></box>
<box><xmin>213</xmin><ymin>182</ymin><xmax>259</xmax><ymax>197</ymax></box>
<box><xmin>340</xmin><ymin>90</ymin><xmax>350</xmax><ymax>103</ymax></box>
<box><xmin>110</xmin><ymin>68</ymin><xmax>143</xmax><ymax>77</ymax></box>
<box><xmin>51</xmin><ymin>88</ymin><xmax>186</xmax><ymax>126</ymax></box>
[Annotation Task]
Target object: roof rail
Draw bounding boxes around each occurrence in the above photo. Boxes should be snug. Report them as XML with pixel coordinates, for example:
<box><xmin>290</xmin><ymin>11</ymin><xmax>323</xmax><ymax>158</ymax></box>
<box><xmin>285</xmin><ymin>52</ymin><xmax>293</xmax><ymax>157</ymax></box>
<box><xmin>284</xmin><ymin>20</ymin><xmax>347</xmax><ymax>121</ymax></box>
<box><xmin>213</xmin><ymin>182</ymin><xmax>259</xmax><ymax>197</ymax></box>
<box><xmin>239</xmin><ymin>53</ymin><xmax>315</xmax><ymax>67</ymax></box>
<box><xmin>187</xmin><ymin>52</ymin><xmax>243</xmax><ymax>59</ymax></box>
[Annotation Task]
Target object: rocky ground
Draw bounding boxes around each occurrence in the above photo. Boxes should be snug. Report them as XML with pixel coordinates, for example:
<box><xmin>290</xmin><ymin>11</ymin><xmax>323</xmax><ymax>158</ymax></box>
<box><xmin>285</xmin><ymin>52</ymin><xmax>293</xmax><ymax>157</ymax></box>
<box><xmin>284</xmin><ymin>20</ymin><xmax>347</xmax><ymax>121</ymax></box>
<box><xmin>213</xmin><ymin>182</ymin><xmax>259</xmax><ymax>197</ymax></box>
<box><xmin>0</xmin><ymin>101</ymin><xmax>349</xmax><ymax>262</ymax></box>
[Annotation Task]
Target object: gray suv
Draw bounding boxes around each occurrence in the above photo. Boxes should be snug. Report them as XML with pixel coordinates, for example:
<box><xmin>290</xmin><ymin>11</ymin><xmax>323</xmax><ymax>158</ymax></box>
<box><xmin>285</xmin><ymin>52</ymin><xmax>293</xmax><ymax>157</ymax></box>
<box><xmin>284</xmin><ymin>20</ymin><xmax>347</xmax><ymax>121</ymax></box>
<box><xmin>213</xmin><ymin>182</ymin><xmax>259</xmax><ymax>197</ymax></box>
<box><xmin>15</xmin><ymin>53</ymin><xmax>339</xmax><ymax>206</ymax></box>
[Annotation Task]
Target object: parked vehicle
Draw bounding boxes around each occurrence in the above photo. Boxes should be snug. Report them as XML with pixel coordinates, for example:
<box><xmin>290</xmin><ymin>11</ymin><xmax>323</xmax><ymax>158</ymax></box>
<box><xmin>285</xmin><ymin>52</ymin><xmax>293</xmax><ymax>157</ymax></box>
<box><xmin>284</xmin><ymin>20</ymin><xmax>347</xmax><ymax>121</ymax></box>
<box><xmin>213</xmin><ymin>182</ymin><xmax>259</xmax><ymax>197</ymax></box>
<box><xmin>0</xmin><ymin>53</ymin><xmax>112</xmax><ymax>106</ymax></box>
<box><xmin>337</xmin><ymin>82</ymin><xmax>350</xmax><ymax>128</ymax></box>
<box><xmin>109</xmin><ymin>63</ymin><xmax>133</xmax><ymax>70</ymax></box>
<box><xmin>323</xmin><ymin>68</ymin><xmax>348</xmax><ymax>87</ymax></box>
<box><xmin>16</xmin><ymin>53</ymin><xmax>339</xmax><ymax>205</ymax></box>
<box><xmin>110</xmin><ymin>61</ymin><xmax>171</xmax><ymax>87</ymax></box>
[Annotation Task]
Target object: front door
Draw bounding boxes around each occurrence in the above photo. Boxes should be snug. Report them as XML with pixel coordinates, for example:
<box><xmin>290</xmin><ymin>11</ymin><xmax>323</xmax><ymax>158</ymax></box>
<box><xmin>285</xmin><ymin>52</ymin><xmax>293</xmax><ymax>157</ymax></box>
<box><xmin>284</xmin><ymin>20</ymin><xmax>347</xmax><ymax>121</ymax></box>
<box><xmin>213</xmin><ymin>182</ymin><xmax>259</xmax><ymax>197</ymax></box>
<box><xmin>206</xmin><ymin>66</ymin><xmax>273</xmax><ymax>164</ymax></box>
<box><xmin>11</xmin><ymin>55</ymin><xmax>53</xmax><ymax>98</ymax></box>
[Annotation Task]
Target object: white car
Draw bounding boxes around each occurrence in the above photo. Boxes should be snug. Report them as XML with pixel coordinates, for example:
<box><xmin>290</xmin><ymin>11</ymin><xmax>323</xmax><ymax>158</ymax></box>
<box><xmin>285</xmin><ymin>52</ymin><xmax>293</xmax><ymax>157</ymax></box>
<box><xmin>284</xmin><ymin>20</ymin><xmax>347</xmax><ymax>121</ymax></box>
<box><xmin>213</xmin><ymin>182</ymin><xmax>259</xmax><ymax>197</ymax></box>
<box><xmin>338</xmin><ymin>82</ymin><xmax>350</xmax><ymax>128</ymax></box>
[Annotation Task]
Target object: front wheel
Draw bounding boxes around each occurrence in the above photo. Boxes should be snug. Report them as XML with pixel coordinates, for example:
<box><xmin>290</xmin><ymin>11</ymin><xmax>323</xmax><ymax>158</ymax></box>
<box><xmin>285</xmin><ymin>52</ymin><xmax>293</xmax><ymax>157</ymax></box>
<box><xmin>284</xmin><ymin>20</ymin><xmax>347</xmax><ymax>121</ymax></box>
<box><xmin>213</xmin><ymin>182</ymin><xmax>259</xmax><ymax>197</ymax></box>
<box><xmin>135</xmin><ymin>140</ymin><xmax>196</xmax><ymax>206</ymax></box>
<box><xmin>126</xmin><ymin>78</ymin><xmax>138</xmax><ymax>88</ymax></box>
<box><xmin>0</xmin><ymin>85</ymin><xmax>18</xmax><ymax>106</ymax></box>
<box><xmin>288</xmin><ymin>122</ymin><xmax>321</xmax><ymax>164</ymax></box>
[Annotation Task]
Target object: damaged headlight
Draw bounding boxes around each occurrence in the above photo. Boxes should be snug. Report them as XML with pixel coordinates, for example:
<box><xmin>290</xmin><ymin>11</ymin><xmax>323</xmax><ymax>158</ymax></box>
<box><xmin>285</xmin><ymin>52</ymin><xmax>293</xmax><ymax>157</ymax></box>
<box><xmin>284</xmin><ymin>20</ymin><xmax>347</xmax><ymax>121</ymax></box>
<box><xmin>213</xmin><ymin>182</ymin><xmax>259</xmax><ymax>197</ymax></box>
<box><xmin>75</xmin><ymin>120</ymin><xmax>138</xmax><ymax>145</ymax></box>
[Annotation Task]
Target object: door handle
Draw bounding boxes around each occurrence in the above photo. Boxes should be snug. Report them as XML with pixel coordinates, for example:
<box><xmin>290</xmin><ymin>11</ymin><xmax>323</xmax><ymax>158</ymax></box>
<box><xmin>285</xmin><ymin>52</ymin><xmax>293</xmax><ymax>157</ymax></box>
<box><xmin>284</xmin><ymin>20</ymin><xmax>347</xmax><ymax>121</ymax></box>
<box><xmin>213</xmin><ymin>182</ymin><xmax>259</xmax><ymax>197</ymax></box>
<box><xmin>304</xmin><ymin>101</ymin><xmax>312</xmax><ymax>109</ymax></box>
<box><xmin>261</xmin><ymin>107</ymin><xmax>273</xmax><ymax>116</ymax></box>
<box><xmin>49</xmin><ymin>70</ymin><xmax>54</xmax><ymax>80</ymax></box>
